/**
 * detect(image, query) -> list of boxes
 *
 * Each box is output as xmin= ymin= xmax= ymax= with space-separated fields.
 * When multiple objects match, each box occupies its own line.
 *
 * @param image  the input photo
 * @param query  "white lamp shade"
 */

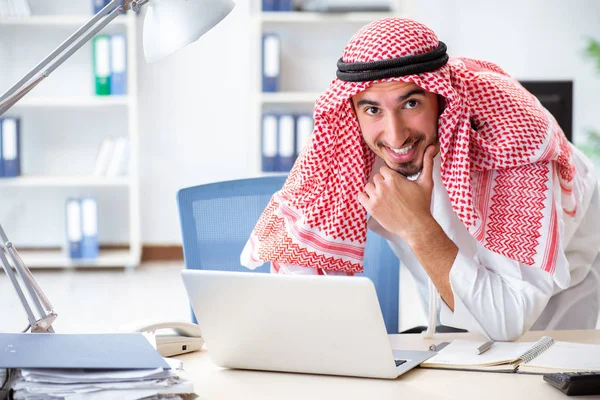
xmin=143 ymin=0 xmax=235 ymax=63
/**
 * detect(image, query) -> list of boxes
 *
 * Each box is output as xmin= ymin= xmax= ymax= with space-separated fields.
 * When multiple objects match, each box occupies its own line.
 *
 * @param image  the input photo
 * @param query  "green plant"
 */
xmin=580 ymin=38 xmax=600 ymax=163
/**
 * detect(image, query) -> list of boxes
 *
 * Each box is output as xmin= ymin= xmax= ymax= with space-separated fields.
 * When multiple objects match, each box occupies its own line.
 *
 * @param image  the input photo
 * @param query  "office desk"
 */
xmin=177 ymin=329 xmax=600 ymax=400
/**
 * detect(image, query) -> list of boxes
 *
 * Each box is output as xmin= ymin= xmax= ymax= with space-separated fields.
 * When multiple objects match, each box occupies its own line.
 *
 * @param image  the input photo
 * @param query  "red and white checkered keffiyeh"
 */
xmin=241 ymin=17 xmax=579 ymax=276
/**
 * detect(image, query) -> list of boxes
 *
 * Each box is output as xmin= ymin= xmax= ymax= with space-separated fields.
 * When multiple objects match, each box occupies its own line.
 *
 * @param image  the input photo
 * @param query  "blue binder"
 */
xmin=262 ymin=114 xmax=279 ymax=172
xmin=262 ymin=0 xmax=279 ymax=11
xmin=278 ymin=0 xmax=293 ymax=11
xmin=262 ymin=33 xmax=280 ymax=92
xmin=92 ymin=0 xmax=108 ymax=14
xmin=278 ymin=114 xmax=295 ymax=171
xmin=80 ymin=197 xmax=99 ymax=259
xmin=295 ymin=114 xmax=314 ymax=157
xmin=2 ymin=117 xmax=20 ymax=177
xmin=0 ymin=118 xmax=4 ymax=177
xmin=66 ymin=198 xmax=83 ymax=259
xmin=110 ymin=34 xmax=127 ymax=95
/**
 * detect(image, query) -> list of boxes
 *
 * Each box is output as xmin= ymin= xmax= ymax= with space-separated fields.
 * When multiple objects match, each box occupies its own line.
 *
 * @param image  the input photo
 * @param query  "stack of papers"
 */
xmin=10 ymin=358 xmax=194 ymax=400
xmin=0 ymin=368 xmax=8 ymax=397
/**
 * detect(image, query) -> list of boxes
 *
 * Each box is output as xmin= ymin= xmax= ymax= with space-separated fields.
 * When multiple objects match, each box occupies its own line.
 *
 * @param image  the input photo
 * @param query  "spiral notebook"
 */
xmin=421 ymin=336 xmax=600 ymax=374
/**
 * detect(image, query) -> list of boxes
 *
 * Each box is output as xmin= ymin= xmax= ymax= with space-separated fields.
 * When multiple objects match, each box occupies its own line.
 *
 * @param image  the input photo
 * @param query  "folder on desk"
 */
xmin=110 ymin=33 xmax=127 ymax=95
xmin=2 ymin=117 xmax=20 ymax=177
xmin=262 ymin=114 xmax=278 ymax=172
xmin=262 ymin=33 xmax=280 ymax=92
xmin=295 ymin=114 xmax=314 ymax=157
xmin=93 ymin=35 xmax=111 ymax=96
xmin=0 ymin=333 xmax=169 ymax=369
xmin=66 ymin=198 xmax=83 ymax=259
xmin=81 ymin=197 xmax=99 ymax=259
xmin=278 ymin=114 xmax=295 ymax=172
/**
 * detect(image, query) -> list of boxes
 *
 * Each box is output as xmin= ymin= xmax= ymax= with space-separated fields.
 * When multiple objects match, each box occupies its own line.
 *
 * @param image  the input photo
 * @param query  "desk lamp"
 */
xmin=0 ymin=0 xmax=235 ymax=333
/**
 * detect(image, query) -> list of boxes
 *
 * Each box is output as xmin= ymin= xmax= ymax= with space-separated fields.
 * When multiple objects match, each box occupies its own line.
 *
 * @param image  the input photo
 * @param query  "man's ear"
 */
xmin=437 ymin=95 xmax=446 ymax=116
xmin=349 ymin=98 xmax=357 ymax=117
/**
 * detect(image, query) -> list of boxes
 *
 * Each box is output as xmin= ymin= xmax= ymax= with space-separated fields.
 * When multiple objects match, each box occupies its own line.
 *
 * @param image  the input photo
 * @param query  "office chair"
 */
xmin=177 ymin=176 xmax=400 ymax=333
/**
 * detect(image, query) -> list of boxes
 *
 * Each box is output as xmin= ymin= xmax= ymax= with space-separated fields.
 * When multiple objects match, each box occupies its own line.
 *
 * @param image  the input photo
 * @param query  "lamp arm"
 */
xmin=0 ymin=247 xmax=38 ymax=327
xmin=0 ymin=0 xmax=131 ymax=117
xmin=0 ymin=223 xmax=56 ymax=332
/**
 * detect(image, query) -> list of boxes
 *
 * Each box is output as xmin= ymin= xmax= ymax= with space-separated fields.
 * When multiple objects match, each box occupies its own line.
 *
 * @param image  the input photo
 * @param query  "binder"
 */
xmin=92 ymin=0 xmax=108 ymax=13
xmin=2 ymin=117 xmax=20 ymax=177
xmin=93 ymin=137 xmax=116 ymax=176
xmin=261 ymin=114 xmax=278 ymax=172
xmin=262 ymin=33 xmax=280 ymax=92
xmin=262 ymin=0 xmax=279 ymax=11
xmin=278 ymin=114 xmax=295 ymax=171
xmin=106 ymin=137 xmax=129 ymax=176
xmin=80 ymin=198 xmax=99 ymax=259
xmin=278 ymin=0 xmax=293 ymax=11
xmin=11 ymin=0 xmax=31 ymax=16
xmin=66 ymin=198 xmax=83 ymax=259
xmin=110 ymin=34 xmax=127 ymax=95
xmin=295 ymin=114 xmax=314 ymax=156
xmin=92 ymin=35 xmax=111 ymax=96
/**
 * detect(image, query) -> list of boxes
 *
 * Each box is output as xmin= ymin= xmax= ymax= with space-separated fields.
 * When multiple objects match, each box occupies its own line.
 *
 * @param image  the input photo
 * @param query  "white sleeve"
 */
xmin=439 ymin=249 xmax=555 ymax=341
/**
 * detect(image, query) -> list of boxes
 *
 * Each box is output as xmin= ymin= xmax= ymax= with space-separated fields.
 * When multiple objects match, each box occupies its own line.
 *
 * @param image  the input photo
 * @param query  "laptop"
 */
xmin=180 ymin=270 xmax=435 ymax=379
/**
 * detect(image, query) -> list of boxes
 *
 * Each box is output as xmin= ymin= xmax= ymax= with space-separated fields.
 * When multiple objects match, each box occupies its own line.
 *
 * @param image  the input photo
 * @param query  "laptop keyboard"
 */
xmin=395 ymin=359 xmax=407 ymax=367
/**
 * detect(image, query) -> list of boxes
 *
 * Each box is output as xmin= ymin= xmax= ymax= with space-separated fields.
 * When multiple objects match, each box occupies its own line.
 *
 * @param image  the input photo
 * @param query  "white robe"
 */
xmin=276 ymin=149 xmax=600 ymax=341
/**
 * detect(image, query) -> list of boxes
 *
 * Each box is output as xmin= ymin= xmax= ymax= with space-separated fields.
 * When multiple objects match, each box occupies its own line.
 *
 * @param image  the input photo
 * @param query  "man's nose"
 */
xmin=383 ymin=114 xmax=408 ymax=147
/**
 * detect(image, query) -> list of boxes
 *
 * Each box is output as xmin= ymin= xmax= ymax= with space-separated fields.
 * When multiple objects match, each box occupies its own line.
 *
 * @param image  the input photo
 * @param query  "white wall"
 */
xmin=136 ymin=0 xmax=256 ymax=243
xmin=139 ymin=0 xmax=600 ymax=244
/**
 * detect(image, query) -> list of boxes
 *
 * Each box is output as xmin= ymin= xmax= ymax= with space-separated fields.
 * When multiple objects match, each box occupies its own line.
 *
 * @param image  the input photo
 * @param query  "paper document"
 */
xmin=10 ymin=357 xmax=193 ymax=399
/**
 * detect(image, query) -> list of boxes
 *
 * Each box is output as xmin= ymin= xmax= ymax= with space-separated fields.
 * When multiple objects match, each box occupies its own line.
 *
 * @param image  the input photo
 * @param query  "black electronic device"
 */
xmin=543 ymin=371 xmax=600 ymax=396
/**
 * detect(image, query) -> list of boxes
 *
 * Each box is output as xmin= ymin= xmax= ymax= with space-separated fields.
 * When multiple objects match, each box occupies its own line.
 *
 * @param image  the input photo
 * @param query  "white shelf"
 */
xmin=12 ymin=96 xmax=130 ymax=108
xmin=260 ymin=92 xmax=321 ymax=104
xmin=0 ymin=176 xmax=130 ymax=187
xmin=17 ymin=249 xmax=136 ymax=268
xmin=0 ymin=15 xmax=131 ymax=26
xmin=259 ymin=11 xmax=395 ymax=23
xmin=0 ymin=2 xmax=142 ymax=269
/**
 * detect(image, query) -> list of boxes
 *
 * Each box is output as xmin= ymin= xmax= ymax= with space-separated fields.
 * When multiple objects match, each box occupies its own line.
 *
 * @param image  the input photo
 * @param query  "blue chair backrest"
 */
xmin=177 ymin=176 xmax=400 ymax=333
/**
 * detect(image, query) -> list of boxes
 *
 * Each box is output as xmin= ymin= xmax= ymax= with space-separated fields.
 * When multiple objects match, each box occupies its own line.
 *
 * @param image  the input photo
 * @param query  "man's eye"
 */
xmin=405 ymin=99 xmax=419 ymax=109
xmin=365 ymin=107 xmax=380 ymax=115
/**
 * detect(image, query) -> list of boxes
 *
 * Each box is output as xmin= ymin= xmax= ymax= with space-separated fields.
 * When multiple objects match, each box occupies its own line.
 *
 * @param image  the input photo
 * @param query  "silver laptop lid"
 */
xmin=181 ymin=270 xmax=400 ymax=379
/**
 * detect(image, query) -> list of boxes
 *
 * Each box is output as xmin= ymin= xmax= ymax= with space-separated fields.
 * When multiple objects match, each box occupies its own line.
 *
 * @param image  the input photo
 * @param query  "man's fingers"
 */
xmin=357 ymin=192 xmax=371 ymax=211
xmin=373 ymin=174 xmax=384 ymax=185
xmin=417 ymin=145 xmax=437 ymax=186
xmin=364 ymin=182 xmax=376 ymax=196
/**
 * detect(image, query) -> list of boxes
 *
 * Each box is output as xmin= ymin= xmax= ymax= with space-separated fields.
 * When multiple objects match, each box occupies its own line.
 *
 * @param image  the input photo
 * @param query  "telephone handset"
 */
xmin=120 ymin=319 xmax=204 ymax=357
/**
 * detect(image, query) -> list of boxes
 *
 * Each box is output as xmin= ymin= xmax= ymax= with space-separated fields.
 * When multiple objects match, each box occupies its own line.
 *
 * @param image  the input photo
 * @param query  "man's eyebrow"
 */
xmin=355 ymin=89 xmax=426 ymax=108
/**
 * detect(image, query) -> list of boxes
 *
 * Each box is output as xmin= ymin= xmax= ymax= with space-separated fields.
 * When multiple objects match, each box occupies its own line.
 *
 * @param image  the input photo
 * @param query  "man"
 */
xmin=241 ymin=18 xmax=600 ymax=341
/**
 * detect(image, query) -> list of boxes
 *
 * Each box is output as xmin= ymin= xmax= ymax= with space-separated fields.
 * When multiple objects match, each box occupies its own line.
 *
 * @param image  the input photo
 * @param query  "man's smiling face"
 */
xmin=352 ymin=81 xmax=439 ymax=177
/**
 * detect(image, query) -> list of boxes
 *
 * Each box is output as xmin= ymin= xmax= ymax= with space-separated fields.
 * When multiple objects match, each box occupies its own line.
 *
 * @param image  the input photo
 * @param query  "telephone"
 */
xmin=119 ymin=320 xmax=204 ymax=357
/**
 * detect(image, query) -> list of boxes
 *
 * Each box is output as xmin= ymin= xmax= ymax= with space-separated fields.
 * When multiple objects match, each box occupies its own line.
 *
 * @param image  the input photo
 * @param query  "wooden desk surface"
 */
xmin=176 ymin=329 xmax=600 ymax=400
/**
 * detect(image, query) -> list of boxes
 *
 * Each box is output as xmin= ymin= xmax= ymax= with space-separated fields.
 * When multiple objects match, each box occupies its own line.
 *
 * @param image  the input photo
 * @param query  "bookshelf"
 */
xmin=253 ymin=2 xmax=403 ymax=175
xmin=0 ymin=1 xmax=141 ymax=269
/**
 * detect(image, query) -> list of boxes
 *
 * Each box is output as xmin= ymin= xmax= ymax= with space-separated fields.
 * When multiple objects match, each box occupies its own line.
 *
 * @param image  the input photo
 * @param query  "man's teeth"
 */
xmin=390 ymin=142 xmax=415 ymax=155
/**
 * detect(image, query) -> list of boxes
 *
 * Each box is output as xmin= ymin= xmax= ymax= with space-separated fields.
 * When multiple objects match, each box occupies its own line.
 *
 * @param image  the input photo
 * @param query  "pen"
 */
xmin=476 ymin=340 xmax=494 ymax=355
